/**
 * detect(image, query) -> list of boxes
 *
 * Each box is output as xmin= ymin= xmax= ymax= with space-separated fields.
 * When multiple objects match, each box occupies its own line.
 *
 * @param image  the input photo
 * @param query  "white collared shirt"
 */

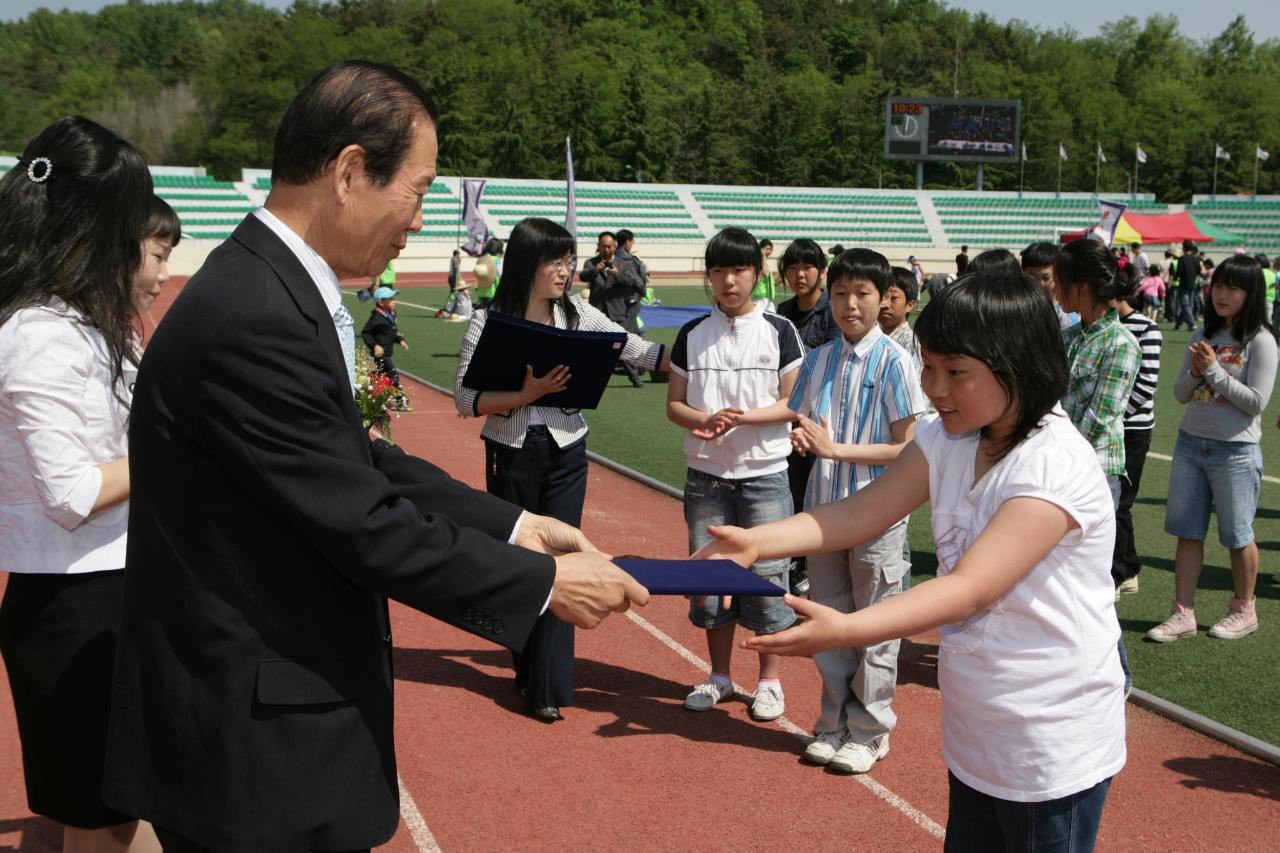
xmin=254 ymin=207 xmax=344 ymax=319
xmin=0 ymin=300 xmax=135 ymax=573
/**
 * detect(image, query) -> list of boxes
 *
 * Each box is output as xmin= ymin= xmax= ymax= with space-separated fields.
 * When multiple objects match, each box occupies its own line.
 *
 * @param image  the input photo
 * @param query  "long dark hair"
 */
xmin=490 ymin=217 xmax=579 ymax=329
xmin=915 ymin=271 xmax=1068 ymax=459
xmin=1054 ymin=238 xmax=1122 ymax=305
xmin=1204 ymin=255 xmax=1273 ymax=344
xmin=0 ymin=116 xmax=153 ymax=391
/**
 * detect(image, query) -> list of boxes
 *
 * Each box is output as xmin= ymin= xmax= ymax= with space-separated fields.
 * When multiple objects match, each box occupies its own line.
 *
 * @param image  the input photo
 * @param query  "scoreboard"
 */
xmin=884 ymin=98 xmax=1021 ymax=164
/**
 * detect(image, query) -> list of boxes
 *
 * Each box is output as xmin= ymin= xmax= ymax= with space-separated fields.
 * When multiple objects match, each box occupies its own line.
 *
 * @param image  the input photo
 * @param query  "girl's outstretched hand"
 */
xmin=690 ymin=524 xmax=759 ymax=568
xmin=742 ymin=594 xmax=850 ymax=657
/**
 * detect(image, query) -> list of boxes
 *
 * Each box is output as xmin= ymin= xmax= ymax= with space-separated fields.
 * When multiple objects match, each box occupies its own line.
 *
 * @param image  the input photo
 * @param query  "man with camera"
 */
xmin=579 ymin=230 xmax=644 ymax=386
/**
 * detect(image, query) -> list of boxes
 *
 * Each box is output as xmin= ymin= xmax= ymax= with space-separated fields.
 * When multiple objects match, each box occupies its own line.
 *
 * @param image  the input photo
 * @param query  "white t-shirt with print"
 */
xmin=914 ymin=408 xmax=1126 ymax=802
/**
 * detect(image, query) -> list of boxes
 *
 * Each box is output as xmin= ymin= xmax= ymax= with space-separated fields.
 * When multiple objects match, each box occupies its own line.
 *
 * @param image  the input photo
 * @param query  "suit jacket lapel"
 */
xmin=228 ymin=215 xmax=364 ymax=434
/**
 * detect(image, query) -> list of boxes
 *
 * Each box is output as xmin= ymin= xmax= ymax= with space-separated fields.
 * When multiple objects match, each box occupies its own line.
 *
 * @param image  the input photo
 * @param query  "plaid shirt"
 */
xmin=1062 ymin=309 xmax=1141 ymax=476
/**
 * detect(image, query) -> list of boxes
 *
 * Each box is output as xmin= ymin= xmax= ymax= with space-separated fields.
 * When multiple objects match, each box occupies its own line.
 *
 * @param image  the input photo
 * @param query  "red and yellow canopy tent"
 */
xmin=1060 ymin=211 xmax=1244 ymax=248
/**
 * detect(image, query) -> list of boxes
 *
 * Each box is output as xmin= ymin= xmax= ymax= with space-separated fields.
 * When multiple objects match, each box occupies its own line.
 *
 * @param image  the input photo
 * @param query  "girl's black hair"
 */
xmin=969 ymin=248 xmax=1022 ymax=279
xmin=778 ymin=238 xmax=827 ymax=274
xmin=1053 ymin=238 xmax=1122 ymax=303
xmin=758 ymin=238 xmax=773 ymax=251
xmin=915 ymin=271 xmax=1068 ymax=459
xmin=1114 ymin=262 xmax=1139 ymax=302
xmin=489 ymin=217 xmax=579 ymax=329
xmin=145 ymin=195 xmax=182 ymax=246
xmin=1148 ymin=263 xmax=1162 ymax=277
xmin=1020 ymin=241 xmax=1059 ymax=271
xmin=0 ymin=116 xmax=153 ymax=395
xmin=1203 ymin=255 xmax=1273 ymax=343
xmin=705 ymin=227 xmax=762 ymax=272
xmin=828 ymin=248 xmax=891 ymax=295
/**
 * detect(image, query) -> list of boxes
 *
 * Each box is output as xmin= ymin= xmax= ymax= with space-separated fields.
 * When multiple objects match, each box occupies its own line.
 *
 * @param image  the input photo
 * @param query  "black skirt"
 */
xmin=0 ymin=569 xmax=133 ymax=828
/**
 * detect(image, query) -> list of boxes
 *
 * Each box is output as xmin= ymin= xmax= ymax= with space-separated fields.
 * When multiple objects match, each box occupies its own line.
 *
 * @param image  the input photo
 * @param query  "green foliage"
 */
xmin=0 ymin=1 xmax=1276 ymax=196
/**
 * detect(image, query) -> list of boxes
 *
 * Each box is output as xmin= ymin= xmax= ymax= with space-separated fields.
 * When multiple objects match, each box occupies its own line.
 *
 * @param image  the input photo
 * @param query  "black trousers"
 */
xmin=1112 ymin=428 xmax=1152 ymax=585
xmin=372 ymin=352 xmax=400 ymax=388
xmin=155 ymin=827 xmax=368 ymax=853
xmin=484 ymin=427 xmax=588 ymax=709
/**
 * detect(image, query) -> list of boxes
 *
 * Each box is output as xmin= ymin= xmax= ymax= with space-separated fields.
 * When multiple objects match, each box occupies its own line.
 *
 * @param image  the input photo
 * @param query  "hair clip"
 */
xmin=18 ymin=156 xmax=53 ymax=184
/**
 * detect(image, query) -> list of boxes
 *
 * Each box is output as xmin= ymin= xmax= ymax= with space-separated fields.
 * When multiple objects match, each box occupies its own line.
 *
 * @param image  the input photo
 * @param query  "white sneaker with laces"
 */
xmin=684 ymin=678 xmax=734 ymax=711
xmin=749 ymin=685 xmax=785 ymax=721
xmin=827 ymin=736 xmax=890 ymax=775
xmin=803 ymin=730 xmax=847 ymax=765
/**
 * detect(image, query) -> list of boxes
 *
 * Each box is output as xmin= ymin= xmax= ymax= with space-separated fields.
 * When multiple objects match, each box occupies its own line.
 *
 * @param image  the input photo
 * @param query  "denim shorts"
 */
xmin=1164 ymin=431 xmax=1263 ymax=549
xmin=684 ymin=468 xmax=796 ymax=634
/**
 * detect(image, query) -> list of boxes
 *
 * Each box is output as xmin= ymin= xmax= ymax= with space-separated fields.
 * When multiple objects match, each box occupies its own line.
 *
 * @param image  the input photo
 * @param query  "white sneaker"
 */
xmin=1116 ymin=576 xmax=1140 ymax=598
xmin=749 ymin=685 xmax=785 ymax=721
xmin=803 ymin=730 xmax=848 ymax=765
xmin=827 ymin=736 xmax=890 ymax=775
xmin=684 ymin=678 xmax=734 ymax=711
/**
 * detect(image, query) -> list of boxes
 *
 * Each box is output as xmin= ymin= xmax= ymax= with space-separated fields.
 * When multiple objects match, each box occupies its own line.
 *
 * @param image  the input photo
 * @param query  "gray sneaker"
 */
xmin=803 ymin=730 xmax=847 ymax=765
xmin=684 ymin=678 xmax=734 ymax=711
xmin=827 ymin=736 xmax=890 ymax=775
xmin=749 ymin=685 xmax=785 ymax=721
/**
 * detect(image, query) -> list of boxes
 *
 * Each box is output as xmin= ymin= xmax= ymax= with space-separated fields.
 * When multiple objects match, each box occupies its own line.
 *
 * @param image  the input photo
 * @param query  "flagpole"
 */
xmin=1057 ymin=142 xmax=1063 ymax=196
xmin=456 ymin=176 xmax=464 ymax=247
xmin=1213 ymin=146 xmax=1219 ymax=199
xmin=1255 ymin=144 xmax=1261 ymax=198
xmin=1095 ymin=143 xmax=1101 ymax=196
xmin=1133 ymin=146 xmax=1139 ymax=198
xmin=1019 ymin=143 xmax=1025 ymax=196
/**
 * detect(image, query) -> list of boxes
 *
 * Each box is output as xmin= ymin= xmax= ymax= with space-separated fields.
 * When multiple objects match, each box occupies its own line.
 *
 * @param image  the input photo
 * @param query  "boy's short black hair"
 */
xmin=915 ymin=271 xmax=1067 ymax=459
xmin=616 ymin=228 xmax=635 ymax=246
xmin=827 ymin=248 xmax=891 ymax=295
xmin=1020 ymin=241 xmax=1058 ymax=271
xmin=778 ymin=238 xmax=827 ymax=274
xmin=890 ymin=266 xmax=919 ymax=303
xmin=759 ymin=238 xmax=773 ymax=251
xmin=705 ymin=227 xmax=762 ymax=272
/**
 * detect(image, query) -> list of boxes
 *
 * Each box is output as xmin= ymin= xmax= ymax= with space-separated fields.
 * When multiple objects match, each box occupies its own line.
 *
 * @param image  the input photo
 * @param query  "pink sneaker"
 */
xmin=1208 ymin=598 xmax=1258 ymax=640
xmin=1147 ymin=602 xmax=1197 ymax=643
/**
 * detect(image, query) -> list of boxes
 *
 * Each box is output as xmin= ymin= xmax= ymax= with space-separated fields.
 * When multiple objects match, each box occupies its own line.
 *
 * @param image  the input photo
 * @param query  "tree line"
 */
xmin=2 ymin=0 xmax=1277 ymax=201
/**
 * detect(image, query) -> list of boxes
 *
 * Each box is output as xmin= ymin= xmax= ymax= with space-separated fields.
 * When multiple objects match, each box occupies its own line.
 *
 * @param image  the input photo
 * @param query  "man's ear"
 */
xmin=331 ymin=144 xmax=367 ymax=206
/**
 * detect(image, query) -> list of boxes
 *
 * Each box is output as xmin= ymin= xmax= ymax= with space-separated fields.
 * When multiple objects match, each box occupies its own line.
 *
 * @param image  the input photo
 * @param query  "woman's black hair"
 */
xmin=890 ymin=267 xmax=919 ymax=303
xmin=778 ymin=238 xmax=827 ymax=274
xmin=915 ymin=271 xmax=1068 ymax=459
xmin=271 ymin=61 xmax=439 ymax=188
xmin=1203 ymin=255 xmax=1272 ymax=343
xmin=0 ymin=115 xmax=153 ymax=395
xmin=759 ymin=238 xmax=773 ymax=251
xmin=489 ymin=217 xmax=579 ymax=329
xmin=145 ymin=195 xmax=182 ymax=246
xmin=1053 ymin=238 xmax=1122 ymax=303
xmin=705 ymin=227 xmax=762 ymax=271
xmin=827 ymin=248 xmax=891 ymax=295
xmin=969 ymin=248 xmax=1022 ymax=279
xmin=1114 ymin=262 xmax=1139 ymax=302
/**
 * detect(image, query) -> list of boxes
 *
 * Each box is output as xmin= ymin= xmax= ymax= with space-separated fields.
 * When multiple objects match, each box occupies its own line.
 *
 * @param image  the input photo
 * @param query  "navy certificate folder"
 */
xmin=614 ymin=558 xmax=786 ymax=597
xmin=461 ymin=310 xmax=627 ymax=410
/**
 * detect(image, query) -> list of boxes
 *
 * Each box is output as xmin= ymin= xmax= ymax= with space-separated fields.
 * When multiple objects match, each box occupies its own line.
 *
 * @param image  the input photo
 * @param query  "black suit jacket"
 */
xmin=103 ymin=215 xmax=555 ymax=852
xmin=360 ymin=307 xmax=403 ymax=352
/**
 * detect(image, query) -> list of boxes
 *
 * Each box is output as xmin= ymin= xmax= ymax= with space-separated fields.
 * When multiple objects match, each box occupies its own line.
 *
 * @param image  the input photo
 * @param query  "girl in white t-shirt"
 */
xmin=700 ymin=273 xmax=1126 ymax=852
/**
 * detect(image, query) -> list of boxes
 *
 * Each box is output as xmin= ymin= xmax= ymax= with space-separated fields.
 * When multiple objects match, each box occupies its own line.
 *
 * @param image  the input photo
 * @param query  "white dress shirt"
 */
xmin=0 ymin=300 xmax=134 ymax=573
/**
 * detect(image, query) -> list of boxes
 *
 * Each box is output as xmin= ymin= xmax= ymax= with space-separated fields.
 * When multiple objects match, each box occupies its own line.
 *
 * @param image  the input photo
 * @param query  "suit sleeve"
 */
xmin=360 ymin=313 xmax=379 ymax=350
xmin=194 ymin=307 xmax=554 ymax=650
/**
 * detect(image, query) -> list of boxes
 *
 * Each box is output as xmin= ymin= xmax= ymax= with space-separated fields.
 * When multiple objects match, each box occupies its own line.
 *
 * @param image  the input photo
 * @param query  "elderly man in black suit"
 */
xmin=103 ymin=61 xmax=648 ymax=853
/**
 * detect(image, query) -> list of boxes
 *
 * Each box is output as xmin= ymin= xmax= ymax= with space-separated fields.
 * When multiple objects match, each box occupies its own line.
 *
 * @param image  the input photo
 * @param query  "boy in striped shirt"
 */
xmin=754 ymin=249 xmax=926 ymax=774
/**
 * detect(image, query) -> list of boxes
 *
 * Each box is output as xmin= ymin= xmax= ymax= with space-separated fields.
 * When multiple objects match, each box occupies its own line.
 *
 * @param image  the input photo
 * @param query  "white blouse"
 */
xmin=0 ymin=300 xmax=134 ymax=573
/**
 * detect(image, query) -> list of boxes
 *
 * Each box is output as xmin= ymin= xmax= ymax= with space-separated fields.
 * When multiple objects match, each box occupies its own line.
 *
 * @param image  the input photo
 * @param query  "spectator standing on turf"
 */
xmin=907 ymin=255 xmax=925 ymax=289
xmin=580 ymin=230 xmax=644 ymax=388
xmin=955 ymin=244 xmax=970 ymax=276
xmin=923 ymin=270 xmax=953 ymax=301
xmin=752 ymin=238 xmax=779 ymax=308
xmin=1257 ymin=254 xmax=1275 ymax=327
xmin=775 ymin=238 xmax=838 ymax=350
xmin=1172 ymin=240 xmax=1202 ymax=331
xmin=666 ymin=227 xmax=803 ymax=725
xmin=448 ymin=248 xmax=461 ymax=294
xmin=1149 ymin=255 xmax=1277 ymax=643
xmin=1131 ymin=243 xmax=1150 ymax=279
xmin=1112 ymin=266 xmax=1162 ymax=598
xmin=361 ymin=286 xmax=409 ymax=389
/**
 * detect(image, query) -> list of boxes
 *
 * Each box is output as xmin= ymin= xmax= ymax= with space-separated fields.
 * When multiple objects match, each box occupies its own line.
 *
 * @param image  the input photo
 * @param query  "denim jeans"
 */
xmin=944 ymin=771 xmax=1112 ymax=853
xmin=1173 ymin=288 xmax=1197 ymax=329
xmin=1164 ymin=431 xmax=1263 ymax=549
xmin=685 ymin=468 xmax=795 ymax=633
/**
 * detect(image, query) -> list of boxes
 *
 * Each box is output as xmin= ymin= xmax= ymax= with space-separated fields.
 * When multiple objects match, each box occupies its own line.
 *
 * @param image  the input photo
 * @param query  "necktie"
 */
xmin=333 ymin=303 xmax=356 ymax=393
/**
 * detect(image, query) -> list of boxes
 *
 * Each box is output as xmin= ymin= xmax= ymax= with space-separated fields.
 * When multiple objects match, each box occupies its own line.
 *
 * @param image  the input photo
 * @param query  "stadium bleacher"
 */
xmin=1188 ymin=199 xmax=1280 ymax=251
xmin=934 ymin=196 xmax=1170 ymax=248
xmin=694 ymin=189 xmax=931 ymax=246
xmin=482 ymin=184 xmax=703 ymax=241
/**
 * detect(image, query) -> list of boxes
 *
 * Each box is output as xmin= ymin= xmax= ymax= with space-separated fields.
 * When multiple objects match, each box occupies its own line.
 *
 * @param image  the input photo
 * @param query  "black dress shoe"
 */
xmin=531 ymin=706 xmax=562 ymax=722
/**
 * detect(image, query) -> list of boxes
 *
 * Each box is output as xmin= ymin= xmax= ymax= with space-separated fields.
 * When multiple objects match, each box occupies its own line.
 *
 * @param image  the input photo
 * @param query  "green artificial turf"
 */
xmin=350 ymin=286 xmax=1280 ymax=748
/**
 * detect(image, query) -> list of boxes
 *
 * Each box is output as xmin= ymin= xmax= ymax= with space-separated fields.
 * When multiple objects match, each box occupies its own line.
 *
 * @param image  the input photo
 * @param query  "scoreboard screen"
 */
xmin=885 ymin=98 xmax=1021 ymax=163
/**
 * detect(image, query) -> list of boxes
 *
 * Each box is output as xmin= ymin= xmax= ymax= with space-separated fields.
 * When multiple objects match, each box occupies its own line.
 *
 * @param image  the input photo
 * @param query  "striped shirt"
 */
xmin=455 ymin=295 xmax=663 ymax=449
xmin=787 ymin=326 xmax=926 ymax=511
xmin=1119 ymin=310 xmax=1162 ymax=431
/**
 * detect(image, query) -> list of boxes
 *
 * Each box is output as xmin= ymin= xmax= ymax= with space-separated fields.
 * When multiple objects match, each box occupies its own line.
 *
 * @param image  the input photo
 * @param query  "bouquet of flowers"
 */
xmin=354 ymin=349 xmax=408 ymax=441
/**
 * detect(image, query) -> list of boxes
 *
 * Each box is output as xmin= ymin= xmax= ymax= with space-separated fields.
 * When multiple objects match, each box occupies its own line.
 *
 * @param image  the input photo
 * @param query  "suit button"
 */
xmin=383 ymin=633 xmax=392 ymax=646
xmin=492 ymin=619 xmax=504 ymax=635
xmin=482 ymin=618 xmax=493 ymax=631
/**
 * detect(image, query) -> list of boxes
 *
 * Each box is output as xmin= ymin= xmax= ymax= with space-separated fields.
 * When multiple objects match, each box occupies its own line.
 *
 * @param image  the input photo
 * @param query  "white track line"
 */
xmin=624 ymin=610 xmax=946 ymax=840
xmin=1147 ymin=451 xmax=1280 ymax=485
xmin=398 ymin=774 xmax=443 ymax=852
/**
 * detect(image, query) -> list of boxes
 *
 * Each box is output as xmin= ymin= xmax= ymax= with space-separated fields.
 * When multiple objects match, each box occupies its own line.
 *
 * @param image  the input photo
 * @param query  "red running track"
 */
xmin=2 ymin=282 xmax=1279 ymax=852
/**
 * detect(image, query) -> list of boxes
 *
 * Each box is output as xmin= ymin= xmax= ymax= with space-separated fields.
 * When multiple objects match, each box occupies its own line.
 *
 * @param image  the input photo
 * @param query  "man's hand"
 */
xmin=515 ymin=513 xmax=599 ymax=556
xmin=550 ymin=552 xmax=650 ymax=628
xmin=373 ymin=344 xmax=385 ymax=358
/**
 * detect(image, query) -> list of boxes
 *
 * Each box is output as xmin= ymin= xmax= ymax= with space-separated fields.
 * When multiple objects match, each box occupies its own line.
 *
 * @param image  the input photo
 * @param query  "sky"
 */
xmin=0 ymin=0 xmax=1275 ymax=38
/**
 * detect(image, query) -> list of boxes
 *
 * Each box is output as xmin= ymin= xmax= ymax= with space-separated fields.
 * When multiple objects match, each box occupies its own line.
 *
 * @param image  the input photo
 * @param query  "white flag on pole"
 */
xmin=461 ymin=179 xmax=489 ymax=257
xmin=1259 ymin=145 xmax=1271 ymax=162
xmin=1136 ymin=144 xmax=1148 ymax=164
xmin=1216 ymin=144 xmax=1231 ymax=161
xmin=1059 ymin=143 xmax=1069 ymax=162
xmin=1097 ymin=143 xmax=1107 ymax=164
xmin=1021 ymin=142 xmax=1027 ymax=162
